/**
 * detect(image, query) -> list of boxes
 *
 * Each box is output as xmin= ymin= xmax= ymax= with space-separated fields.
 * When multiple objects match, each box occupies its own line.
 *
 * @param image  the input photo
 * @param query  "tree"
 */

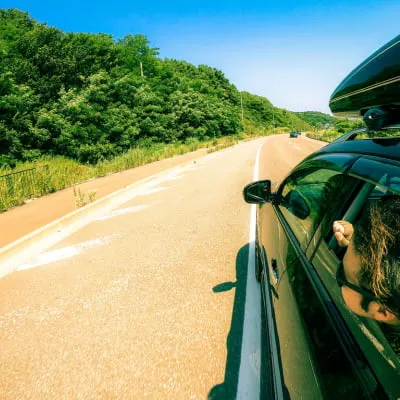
xmin=116 ymin=34 xmax=159 ymax=77
xmin=0 ymin=8 xmax=318 ymax=168
xmin=334 ymin=119 xmax=364 ymax=133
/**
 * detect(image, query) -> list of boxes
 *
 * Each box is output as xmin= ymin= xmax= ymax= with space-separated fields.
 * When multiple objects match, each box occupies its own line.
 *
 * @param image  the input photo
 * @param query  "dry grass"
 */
xmin=0 ymin=128 xmax=330 ymax=211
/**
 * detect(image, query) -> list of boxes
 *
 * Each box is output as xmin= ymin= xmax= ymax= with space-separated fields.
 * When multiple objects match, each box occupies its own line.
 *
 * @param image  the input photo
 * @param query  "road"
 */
xmin=0 ymin=135 xmax=324 ymax=400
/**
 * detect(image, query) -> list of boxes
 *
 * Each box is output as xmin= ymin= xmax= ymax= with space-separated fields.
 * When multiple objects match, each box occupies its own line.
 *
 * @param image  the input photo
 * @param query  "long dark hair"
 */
xmin=353 ymin=195 xmax=400 ymax=316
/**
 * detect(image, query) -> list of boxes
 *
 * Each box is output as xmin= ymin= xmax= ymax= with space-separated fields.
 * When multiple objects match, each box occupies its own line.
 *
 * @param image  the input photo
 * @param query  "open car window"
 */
xmin=277 ymin=168 xmax=360 ymax=251
xmin=311 ymin=178 xmax=400 ymax=399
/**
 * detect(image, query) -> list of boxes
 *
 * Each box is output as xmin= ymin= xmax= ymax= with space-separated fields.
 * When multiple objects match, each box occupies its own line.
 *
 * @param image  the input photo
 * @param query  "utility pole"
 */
xmin=140 ymin=62 xmax=144 ymax=77
xmin=240 ymin=92 xmax=244 ymax=122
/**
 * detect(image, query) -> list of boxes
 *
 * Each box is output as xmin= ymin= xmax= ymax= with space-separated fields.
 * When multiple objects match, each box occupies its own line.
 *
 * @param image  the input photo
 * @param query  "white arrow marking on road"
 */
xmin=17 ymin=234 xmax=120 ymax=271
xmin=95 ymin=205 xmax=150 ymax=221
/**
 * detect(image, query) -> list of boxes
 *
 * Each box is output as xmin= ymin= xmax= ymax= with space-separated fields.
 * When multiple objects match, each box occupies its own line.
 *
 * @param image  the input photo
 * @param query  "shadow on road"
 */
xmin=207 ymin=243 xmax=249 ymax=400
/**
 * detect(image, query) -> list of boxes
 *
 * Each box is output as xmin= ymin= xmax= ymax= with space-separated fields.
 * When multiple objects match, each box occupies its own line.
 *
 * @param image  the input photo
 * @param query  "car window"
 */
xmin=278 ymin=169 xmax=359 ymax=250
xmin=311 ymin=180 xmax=400 ymax=399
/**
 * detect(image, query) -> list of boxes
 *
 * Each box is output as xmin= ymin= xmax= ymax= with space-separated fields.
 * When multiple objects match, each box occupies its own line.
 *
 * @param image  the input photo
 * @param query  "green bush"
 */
xmin=76 ymin=143 xmax=117 ymax=164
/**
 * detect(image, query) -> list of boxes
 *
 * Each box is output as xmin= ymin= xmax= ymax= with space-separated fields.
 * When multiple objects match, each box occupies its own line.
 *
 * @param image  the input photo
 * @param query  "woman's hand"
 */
xmin=333 ymin=220 xmax=354 ymax=247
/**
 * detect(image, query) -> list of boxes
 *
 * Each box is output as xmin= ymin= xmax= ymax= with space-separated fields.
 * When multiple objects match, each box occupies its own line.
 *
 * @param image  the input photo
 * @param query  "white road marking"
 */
xmin=185 ymin=165 xmax=204 ymax=171
xmin=137 ymin=187 xmax=168 ymax=196
xmin=17 ymin=234 xmax=119 ymax=271
xmin=203 ymin=153 xmax=221 ymax=160
xmin=95 ymin=205 xmax=149 ymax=221
xmin=2 ymin=165 xmax=196 ymax=275
xmin=3 ymin=144 xmax=252 ymax=277
xmin=162 ymin=175 xmax=184 ymax=181
xmin=236 ymin=144 xmax=262 ymax=399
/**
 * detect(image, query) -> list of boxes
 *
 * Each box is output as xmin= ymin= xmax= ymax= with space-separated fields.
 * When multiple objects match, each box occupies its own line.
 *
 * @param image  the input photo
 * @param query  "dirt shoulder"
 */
xmin=0 ymin=148 xmax=208 ymax=248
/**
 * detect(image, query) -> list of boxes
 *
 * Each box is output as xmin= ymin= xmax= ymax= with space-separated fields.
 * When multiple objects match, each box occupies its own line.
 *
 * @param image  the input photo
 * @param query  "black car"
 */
xmin=243 ymin=35 xmax=400 ymax=399
xmin=289 ymin=131 xmax=298 ymax=138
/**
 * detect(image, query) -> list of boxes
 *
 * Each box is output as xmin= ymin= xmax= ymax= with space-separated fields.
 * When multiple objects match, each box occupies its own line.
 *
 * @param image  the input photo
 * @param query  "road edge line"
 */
xmin=236 ymin=143 xmax=263 ymax=399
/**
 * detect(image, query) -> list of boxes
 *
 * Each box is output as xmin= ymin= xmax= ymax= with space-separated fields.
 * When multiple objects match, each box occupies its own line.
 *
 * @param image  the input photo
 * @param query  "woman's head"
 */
xmin=341 ymin=195 xmax=400 ymax=323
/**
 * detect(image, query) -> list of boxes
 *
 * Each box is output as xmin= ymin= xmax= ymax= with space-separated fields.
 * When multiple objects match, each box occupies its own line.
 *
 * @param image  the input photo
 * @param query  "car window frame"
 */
xmin=275 ymin=153 xmax=360 ymax=251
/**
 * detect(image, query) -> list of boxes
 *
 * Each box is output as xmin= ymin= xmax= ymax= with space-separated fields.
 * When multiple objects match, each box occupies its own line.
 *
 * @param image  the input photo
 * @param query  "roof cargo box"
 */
xmin=329 ymin=35 xmax=400 ymax=118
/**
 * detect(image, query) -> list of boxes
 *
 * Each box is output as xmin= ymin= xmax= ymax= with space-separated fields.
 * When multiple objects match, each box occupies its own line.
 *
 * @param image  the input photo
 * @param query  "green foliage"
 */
xmin=0 ymin=8 xmax=316 ymax=176
xmin=295 ymin=111 xmax=336 ymax=129
xmin=240 ymin=92 xmax=312 ymax=131
xmin=334 ymin=118 xmax=364 ymax=133
xmin=0 ymin=137 xmax=207 ymax=210
xmin=116 ymin=34 xmax=159 ymax=76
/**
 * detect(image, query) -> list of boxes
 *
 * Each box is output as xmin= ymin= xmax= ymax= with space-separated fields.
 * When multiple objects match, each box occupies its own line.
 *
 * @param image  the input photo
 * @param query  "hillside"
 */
xmin=295 ymin=111 xmax=336 ymax=129
xmin=0 ymin=9 xmax=312 ymax=168
xmin=242 ymin=92 xmax=312 ymax=131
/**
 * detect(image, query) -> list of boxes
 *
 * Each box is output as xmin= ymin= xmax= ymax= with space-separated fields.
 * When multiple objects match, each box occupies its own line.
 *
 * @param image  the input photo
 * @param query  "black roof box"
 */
xmin=329 ymin=35 xmax=400 ymax=118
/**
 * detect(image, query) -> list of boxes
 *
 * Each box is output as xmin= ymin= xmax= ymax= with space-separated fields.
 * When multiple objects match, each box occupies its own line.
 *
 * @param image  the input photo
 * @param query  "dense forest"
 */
xmin=0 ymin=9 xmax=318 ymax=168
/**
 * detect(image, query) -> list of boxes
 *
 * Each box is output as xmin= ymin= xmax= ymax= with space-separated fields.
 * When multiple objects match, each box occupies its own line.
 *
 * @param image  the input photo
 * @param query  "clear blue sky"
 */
xmin=2 ymin=0 xmax=399 ymax=114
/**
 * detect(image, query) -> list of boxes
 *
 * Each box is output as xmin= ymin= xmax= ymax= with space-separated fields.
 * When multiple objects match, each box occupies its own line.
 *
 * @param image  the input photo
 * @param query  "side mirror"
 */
xmin=284 ymin=190 xmax=310 ymax=220
xmin=243 ymin=180 xmax=272 ymax=204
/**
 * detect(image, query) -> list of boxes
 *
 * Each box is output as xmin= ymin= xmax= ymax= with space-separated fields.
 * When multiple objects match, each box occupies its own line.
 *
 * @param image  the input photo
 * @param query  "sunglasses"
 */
xmin=336 ymin=262 xmax=380 ymax=302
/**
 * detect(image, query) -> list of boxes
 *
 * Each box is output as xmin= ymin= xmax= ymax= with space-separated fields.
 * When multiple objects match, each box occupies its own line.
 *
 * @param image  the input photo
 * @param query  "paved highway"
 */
xmin=0 ymin=135 xmax=324 ymax=399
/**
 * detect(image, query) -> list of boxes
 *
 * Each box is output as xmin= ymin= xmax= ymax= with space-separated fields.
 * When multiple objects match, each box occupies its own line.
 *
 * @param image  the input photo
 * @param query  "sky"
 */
xmin=2 ymin=0 xmax=399 ymax=114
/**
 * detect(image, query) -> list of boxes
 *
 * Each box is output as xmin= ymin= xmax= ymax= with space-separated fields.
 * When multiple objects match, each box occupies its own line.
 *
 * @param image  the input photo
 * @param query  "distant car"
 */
xmin=289 ymin=131 xmax=298 ymax=138
xmin=297 ymin=131 xmax=302 ymax=135
xmin=243 ymin=34 xmax=400 ymax=399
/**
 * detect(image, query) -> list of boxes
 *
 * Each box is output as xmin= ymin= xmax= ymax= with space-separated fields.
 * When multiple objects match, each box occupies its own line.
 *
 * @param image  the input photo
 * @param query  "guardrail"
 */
xmin=0 ymin=165 xmax=49 ymax=211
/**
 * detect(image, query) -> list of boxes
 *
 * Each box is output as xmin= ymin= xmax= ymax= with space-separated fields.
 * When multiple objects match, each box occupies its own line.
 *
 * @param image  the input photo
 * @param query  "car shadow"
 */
xmin=208 ymin=243 xmax=271 ymax=400
xmin=207 ymin=243 xmax=249 ymax=400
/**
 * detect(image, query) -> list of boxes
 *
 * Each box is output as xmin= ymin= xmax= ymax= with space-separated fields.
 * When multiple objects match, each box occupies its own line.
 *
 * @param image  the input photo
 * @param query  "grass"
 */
xmin=73 ymin=186 xmax=97 ymax=208
xmin=305 ymin=130 xmax=341 ymax=142
xmin=0 ymin=126 xmax=327 ymax=212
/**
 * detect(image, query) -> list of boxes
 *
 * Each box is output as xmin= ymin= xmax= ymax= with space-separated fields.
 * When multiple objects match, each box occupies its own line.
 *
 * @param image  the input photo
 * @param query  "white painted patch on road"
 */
xmin=1 ymin=151 xmax=241 ymax=277
xmin=236 ymin=144 xmax=262 ymax=399
xmin=185 ymin=165 xmax=204 ymax=171
xmin=203 ymin=153 xmax=221 ymax=160
xmin=17 ymin=234 xmax=119 ymax=271
xmin=162 ymin=175 xmax=184 ymax=181
xmin=95 ymin=205 xmax=149 ymax=221
xmin=137 ymin=187 xmax=168 ymax=196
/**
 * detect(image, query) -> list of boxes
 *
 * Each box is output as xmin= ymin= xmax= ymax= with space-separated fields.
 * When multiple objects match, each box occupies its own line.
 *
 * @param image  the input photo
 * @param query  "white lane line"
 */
xmin=17 ymin=234 xmax=119 ymax=271
xmin=95 ymin=205 xmax=149 ymax=221
xmin=236 ymin=144 xmax=262 ymax=399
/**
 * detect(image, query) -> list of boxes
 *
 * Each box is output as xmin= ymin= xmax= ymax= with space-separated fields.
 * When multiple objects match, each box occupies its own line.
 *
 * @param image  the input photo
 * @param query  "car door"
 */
xmin=310 ymin=157 xmax=400 ymax=399
xmin=258 ymin=155 xmax=373 ymax=399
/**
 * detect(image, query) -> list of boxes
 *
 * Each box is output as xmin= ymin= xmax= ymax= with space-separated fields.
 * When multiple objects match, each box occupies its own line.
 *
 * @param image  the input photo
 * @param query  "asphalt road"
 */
xmin=0 ymin=135 xmax=324 ymax=400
